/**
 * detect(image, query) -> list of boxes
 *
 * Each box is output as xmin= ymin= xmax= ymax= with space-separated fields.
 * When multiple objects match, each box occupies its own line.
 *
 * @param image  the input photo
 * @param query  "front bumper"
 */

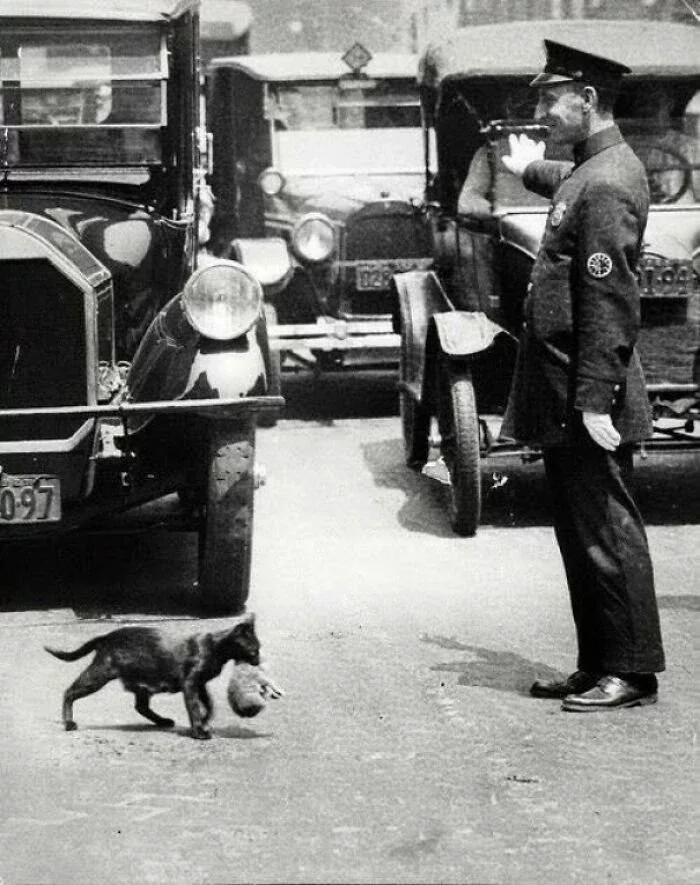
xmin=267 ymin=317 xmax=399 ymax=352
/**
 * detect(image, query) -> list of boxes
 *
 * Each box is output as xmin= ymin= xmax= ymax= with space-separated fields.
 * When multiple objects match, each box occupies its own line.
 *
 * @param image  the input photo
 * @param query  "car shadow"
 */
xmin=277 ymin=368 xmax=399 ymax=422
xmin=362 ymin=438 xmax=700 ymax=537
xmin=0 ymin=526 xmax=202 ymax=619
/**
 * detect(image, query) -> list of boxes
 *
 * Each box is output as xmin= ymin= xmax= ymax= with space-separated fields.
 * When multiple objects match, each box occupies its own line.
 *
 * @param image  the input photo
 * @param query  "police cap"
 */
xmin=529 ymin=39 xmax=631 ymax=91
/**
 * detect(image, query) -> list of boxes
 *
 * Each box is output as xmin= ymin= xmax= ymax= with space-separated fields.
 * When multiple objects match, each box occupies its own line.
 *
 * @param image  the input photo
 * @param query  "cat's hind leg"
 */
xmin=134 ymin=689 xmax=175 ymax=728
xmin=62 ymin=662 xmax=115 ymax=731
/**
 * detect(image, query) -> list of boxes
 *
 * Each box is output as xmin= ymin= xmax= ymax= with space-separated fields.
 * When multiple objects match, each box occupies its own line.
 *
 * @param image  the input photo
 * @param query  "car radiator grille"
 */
xmin=0 ymin=259 xmax=88 ymax=441
xmin=340 ymin=204 xmax=431 ymax=316
xmin=639 ymin=298 xmax=700 ymax=388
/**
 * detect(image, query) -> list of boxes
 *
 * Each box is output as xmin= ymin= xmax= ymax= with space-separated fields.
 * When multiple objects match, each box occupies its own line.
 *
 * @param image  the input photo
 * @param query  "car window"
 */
xmin=619 ymin=84 xmax=700 ymax=205
xmin=272 ymin=81 xmax=421 ymax=131
xmin=0 ymin=27 xmax=164 ymax=166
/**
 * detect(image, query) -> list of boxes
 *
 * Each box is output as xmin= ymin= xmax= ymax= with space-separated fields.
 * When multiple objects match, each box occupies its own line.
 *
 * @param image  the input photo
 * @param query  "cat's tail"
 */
xmin=44 ymin=638 xmax=101 ymax=662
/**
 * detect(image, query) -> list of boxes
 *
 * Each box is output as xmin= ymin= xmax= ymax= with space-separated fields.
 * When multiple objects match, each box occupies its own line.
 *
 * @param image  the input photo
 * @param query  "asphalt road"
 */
xmin=1 ymin=371 xmax=698 ymax=885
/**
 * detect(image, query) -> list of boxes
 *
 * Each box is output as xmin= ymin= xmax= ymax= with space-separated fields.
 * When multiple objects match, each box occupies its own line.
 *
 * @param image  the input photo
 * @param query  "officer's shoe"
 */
xmin=561 ymin=674 xmax=658 ymax=712
xmin=530 ymin=670 xmax=598 ymax=699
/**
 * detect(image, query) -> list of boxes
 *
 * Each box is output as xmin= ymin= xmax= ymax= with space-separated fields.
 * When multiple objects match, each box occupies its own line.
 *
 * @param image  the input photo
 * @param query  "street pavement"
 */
xmin=0 ymin=373 xmax=698 ymax=885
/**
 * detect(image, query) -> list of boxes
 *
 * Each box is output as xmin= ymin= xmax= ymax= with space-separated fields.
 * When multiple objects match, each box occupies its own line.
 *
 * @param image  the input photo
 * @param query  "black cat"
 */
xmin=45 ymin=613 xmax=261 ymax=740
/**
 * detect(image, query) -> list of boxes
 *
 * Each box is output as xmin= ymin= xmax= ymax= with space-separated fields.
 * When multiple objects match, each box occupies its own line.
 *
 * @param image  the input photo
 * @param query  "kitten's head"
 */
xmin=224 ymin=613 xmax=260 ymax=666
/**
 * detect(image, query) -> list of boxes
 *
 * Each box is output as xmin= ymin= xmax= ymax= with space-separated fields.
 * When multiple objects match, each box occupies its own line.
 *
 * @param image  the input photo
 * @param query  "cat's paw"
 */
xmin=65 ymin=720 xmax=78 ymax=731
xmin=191 ymin=727 xmax=212 ymax=740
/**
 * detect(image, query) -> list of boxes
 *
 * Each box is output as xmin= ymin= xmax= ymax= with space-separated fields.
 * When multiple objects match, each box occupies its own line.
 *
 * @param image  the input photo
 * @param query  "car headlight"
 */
xmin=291 ymin=213 xmax=335 ymax=264
xmin=258 ymin=167 xmax=285 ymax=196
xmin=182 ymin=260 xmax=262 ymax=341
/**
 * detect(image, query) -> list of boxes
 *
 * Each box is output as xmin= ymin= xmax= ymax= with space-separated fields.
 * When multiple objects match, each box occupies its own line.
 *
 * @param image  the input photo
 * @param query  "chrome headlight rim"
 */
xmin=258 ymin=166 xmax=285 ymax=196
xmin=182 ymin=259 xmax=263 ymax=341
xmin=291 ymin=212 xmax=336 ymax=264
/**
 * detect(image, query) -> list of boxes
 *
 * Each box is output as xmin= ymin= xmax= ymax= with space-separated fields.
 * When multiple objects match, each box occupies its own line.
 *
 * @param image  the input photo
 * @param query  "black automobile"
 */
xmin=393 ymin=19 xmax=699 ymax=536
xmin=0 ymin=0 xmax=281 ymax=613
xmin=206 ymin=44 xmax=433 ymax=386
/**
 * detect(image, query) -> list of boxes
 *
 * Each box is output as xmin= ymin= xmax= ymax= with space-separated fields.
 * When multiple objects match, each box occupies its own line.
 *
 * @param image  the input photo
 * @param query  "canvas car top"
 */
xmin=208 ymin=52 xmax=419 ymax=83
xmin=0 ymin=0 xmax=198 ymax=21
xmin=420 ymin=20 xmax=700 ymax=86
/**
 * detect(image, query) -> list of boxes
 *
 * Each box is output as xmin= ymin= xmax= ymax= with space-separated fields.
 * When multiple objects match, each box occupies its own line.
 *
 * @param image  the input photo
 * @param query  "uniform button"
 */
xmin=613 ymin=384 xmax=621 ymax=392
xmin=560 ymin=422 xmax=566 ymax=429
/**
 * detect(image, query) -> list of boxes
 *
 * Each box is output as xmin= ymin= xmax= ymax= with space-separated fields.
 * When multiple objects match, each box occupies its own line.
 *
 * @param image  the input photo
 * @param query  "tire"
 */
xmin=399 ymin=326 xmax=430 ymax=469
xmin=437 ymin=362 xmax=481 ymax=537
xmin=258 ymin=303 xmax=282 ymax=428
xmin=198 ymin=419 xmax=255 ymax=614
xmin=400 ymin=391 xmax=430 ymax=469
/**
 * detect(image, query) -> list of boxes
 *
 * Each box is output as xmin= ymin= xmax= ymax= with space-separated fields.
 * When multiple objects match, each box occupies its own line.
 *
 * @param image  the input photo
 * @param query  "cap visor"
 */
xmin=529 ymin=71 xmax=575 ymax=87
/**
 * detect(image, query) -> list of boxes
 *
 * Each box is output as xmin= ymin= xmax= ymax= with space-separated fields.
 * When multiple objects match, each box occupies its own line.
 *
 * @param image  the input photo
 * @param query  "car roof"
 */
xmin=420 ymin=19 xmax=700 ymax=86
xmin=0 ymin=0 xmax=198 ymax=21
xmin=209 ymin=51 xmax=419 ymax=82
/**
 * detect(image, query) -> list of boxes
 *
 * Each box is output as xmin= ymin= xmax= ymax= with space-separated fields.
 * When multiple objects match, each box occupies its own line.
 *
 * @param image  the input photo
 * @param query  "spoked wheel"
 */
xmin=258 ymin=303 xmax=282 ymax=428
xmin=437 ymin=361 xmax=481 ymax=537
xmin=198 ymin=418 xmax=255 ymax=614
xmin=399 ymin=326 xmax=430 ymax=469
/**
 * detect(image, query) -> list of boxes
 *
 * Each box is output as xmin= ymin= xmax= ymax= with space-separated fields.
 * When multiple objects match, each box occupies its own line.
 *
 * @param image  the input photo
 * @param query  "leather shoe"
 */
xmin=561 ymin=675 xmax=658 ymax=712
xmin=530 ymin=670 xmax=598 ymax=699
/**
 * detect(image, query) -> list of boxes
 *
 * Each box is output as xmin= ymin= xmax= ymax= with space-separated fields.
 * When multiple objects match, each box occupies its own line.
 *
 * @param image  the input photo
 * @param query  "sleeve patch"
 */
xmin=586 ymin=252 xmax=613 ymax=278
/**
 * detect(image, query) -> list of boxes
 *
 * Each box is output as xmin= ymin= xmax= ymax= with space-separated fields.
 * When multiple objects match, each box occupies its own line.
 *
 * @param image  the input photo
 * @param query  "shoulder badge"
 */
xmin=586 ymin=252 xmax=613 ymax=278
xmin=550 ymin=201 xmax=566 ymax=227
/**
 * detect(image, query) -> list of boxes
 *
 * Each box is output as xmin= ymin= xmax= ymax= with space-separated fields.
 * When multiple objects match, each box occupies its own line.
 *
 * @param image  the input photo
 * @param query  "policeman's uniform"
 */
xmin=501 ymin=42 xmax=665 ymax=678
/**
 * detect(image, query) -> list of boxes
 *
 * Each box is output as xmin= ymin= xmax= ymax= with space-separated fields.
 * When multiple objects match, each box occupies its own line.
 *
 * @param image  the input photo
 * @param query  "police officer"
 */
xmin=500 ymin=40 xmax=665 ymax=711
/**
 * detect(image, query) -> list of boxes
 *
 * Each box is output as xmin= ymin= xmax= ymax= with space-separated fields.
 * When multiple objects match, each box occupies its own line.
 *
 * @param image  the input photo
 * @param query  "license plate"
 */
xmin=0 ymin=475 xmax=61 ymax=524
xmin=355 ymin=259 xmax=430 ymax=291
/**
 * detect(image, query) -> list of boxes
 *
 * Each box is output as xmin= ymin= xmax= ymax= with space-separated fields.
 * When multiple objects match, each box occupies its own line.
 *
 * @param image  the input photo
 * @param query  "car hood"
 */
xmin=499 ymin=205 xmax=700 ymax=264
xmin=265 ymin=173 xmax=426 ymax=226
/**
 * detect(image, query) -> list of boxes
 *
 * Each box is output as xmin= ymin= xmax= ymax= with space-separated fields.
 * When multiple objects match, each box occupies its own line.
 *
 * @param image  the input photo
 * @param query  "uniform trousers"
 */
xmin=543 ymin=441 xmax=665 ymax=675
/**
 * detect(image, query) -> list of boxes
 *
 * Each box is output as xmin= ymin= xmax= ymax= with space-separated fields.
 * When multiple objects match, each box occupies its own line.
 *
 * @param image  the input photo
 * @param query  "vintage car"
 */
xmin=206 ymin=44 xmax=433 ymax=383
xmin=0 ymin=0 xmax=282 ymax=613
xmin=393 ymin=20 xmax=700 ymax=536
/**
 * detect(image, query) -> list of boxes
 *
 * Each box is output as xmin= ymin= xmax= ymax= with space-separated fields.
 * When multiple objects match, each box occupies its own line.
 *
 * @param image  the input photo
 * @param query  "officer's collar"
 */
xmin=573 ymin=124 xmax=623 ymax=166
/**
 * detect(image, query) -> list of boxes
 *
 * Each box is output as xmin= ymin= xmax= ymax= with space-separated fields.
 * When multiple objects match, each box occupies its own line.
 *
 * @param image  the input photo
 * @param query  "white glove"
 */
xmin=501 ymin=133 xmax=546 ymax=177
xmin=582 ymin=412 xmax=621 ymax=451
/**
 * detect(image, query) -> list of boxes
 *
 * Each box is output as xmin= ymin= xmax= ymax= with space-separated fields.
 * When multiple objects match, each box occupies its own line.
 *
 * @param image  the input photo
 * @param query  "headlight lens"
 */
xmin=183 ymin=260 xmax=262 ymax=340
xmin=258 ymin=167 xmax=285 ymax=196
xmin=291 ymin=213 xmax=335 ymax=263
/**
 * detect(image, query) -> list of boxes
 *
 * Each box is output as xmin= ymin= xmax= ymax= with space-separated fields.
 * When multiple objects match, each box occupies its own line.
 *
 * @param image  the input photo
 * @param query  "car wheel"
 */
xmin=198 ymin=419 xmax=255 ymax=614
xmin=258 ymin=303 xmax=282 ymax=428
xmin=438 ymin=361 xmax=481 ymax=537
xmin=399 ymin=327 xmax=430 ymax=469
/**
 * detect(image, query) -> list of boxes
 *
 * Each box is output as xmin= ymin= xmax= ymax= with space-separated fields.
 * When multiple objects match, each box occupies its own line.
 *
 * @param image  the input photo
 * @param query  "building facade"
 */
xmin=240 ymin=0 xmax=696 ymax=54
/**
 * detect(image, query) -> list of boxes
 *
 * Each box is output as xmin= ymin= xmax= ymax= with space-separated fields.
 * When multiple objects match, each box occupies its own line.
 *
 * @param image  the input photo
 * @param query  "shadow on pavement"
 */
xmin=278 ymin=369 xmax=398 ymax=422
xmin=0 ymin=528 xmax=202 ymax=619
xmin=362 ymin=437 xmax=700 ymax=537
xmin=420 ymin=634 xmax=563 ymax=695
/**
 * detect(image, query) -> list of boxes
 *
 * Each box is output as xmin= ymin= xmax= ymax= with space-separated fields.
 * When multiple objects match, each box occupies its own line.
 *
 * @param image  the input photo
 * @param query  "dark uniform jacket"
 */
xmin=500 ymin=125 xmax=653 ymax=447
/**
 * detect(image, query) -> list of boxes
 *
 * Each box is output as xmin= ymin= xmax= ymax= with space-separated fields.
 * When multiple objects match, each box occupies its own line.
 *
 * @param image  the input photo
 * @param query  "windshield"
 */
xmin=619 ymin=83 xmax=700 ymax=206
xmin=268 ymin=79 xmax=430 ymax=175
xmin=453 ymin=79 xmax=700 ymax=211
xmin=0 ymin=25 xmax=165 ymax=167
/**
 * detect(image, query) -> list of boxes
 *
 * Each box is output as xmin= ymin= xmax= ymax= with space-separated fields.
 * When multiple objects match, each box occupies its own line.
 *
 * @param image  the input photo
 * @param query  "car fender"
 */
xmin=126 ymin=292 xmax=268 ymax=433
xmin=392 ymin=270 xmax=450 ymax=401
xmin=230 ymin=237 xmax=293 ymax=296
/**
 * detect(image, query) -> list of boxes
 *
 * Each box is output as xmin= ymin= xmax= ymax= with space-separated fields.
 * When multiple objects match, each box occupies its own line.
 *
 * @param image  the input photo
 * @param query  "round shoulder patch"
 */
xmin=586 ymin=252 xmax=613 ymax=278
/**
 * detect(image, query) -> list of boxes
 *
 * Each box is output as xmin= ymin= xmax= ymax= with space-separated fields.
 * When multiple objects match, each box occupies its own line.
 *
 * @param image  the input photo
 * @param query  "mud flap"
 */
xmin=432 ymin=311 xmax=507 ymax=358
